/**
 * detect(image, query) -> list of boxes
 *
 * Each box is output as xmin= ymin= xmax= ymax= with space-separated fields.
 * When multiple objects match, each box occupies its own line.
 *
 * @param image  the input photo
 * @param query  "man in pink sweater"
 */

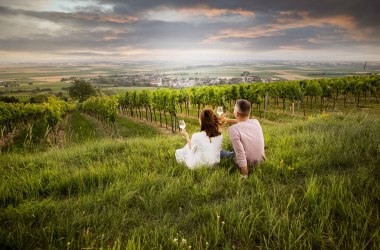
xmin=223 ymin=99 xmax=266 ymax=178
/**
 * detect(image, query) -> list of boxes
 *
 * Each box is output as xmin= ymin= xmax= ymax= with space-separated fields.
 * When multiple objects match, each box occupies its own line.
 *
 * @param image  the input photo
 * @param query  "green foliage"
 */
xmin=29 ymin=94 xmax=51 ymax=104
xmin=0 ymin=97 xmax=72 ymax=138
xmin=119 ymin=75 xmax=380 ymax=121
xmin=68 ymin=79 xmax=97 ymax=102
xmin=82 ymin=96 xmax=118 ymax=124
xmin=43 ymin=97 xmax=73 ymax=127
xmin=304 ymin=79 xmax=323 ymax=97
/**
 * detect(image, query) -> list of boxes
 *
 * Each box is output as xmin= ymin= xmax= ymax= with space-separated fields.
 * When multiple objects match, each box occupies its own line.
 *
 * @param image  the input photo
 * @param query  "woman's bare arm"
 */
xmin=181 ymin=129 xmax=192 ymax=149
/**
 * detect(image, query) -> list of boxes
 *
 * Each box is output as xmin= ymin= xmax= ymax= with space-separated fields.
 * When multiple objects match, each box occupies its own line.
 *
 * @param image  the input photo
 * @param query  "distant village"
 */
xmin=0 ymin=71 xmax=280 ymax=95
xmin=88 ymin=71 xmax=281 ymax=88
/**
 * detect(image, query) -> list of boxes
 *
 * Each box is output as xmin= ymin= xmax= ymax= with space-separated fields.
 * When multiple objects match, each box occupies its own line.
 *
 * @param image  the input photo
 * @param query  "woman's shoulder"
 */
xmin=211 ymin=133 xmax=223 ymax=142
xmin=192 ymin=131 xmax=206 ymax=139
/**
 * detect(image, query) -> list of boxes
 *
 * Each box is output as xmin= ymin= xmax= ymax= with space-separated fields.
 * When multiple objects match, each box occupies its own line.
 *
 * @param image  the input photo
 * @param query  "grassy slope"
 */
xmin=67 ymin=111 xmax=104 ymax=143
xmin=0 ymin=114 xmax=379 ymax=249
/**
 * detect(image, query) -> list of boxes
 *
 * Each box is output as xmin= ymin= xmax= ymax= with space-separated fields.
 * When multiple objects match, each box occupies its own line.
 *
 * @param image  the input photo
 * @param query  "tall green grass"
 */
xmin=67 ymin=111 xmax=103 ymax=143
xmin=0 ymin=114 xmax=379 ymax=249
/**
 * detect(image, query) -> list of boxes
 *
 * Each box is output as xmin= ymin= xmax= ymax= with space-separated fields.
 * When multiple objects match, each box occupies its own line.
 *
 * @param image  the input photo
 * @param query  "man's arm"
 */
xmin=221 ymin=116 xmax=238 ymax=125
xmin=224 ymin=118 xmax=238 ymax=125
xmin=229 ymin=129 xmax=249 ymax=176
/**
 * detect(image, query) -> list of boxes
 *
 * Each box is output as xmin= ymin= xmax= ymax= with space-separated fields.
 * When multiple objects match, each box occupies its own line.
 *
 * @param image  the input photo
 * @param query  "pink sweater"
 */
xmin=228 ymin=119 xmax=265 ymax=168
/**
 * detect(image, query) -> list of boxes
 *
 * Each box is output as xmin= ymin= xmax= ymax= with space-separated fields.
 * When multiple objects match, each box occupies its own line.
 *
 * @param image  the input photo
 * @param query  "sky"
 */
xmin=0 ymin=0 xmax=379 ymax=62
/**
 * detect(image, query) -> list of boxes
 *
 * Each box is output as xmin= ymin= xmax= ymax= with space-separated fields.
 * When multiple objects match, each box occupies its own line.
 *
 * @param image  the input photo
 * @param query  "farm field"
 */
xmin=1 ymin=61 xmax=380 ymax=98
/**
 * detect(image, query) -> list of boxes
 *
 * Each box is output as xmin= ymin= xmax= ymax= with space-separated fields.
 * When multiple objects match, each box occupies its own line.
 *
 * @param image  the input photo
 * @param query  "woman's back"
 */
xmin=175 ymin=131 xmax=223 ymax=169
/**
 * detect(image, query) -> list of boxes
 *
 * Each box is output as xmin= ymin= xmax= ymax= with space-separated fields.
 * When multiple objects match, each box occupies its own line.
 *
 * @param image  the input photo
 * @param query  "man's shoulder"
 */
xmin=229 ymin=119 xmax=261 ymax=131
xmin=228 ymin=122 xmax=243 ymax=137
xmin=230 ymin=119 xmax=259 ymax=127
xmin=250 ymin=118 xmax=260 ymax=125
xmin=228 ymin=123 xmax=238 ymax=133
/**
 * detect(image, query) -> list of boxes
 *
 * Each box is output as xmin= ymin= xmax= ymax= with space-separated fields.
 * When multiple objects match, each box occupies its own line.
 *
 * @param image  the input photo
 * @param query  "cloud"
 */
xmin=0 ymin=0 xmax=379 ymax=62
xmin=94 ymin=0 xmax=380 ymax=29
xmin=0 ymin=0 xmax=50 ymax=10
xmin=0 ymin=5 xmax=138 ymax=25
xmin=203 ymin=10 xmax=378 ymax=47
xmin=161 ymin=4 xmax=254 ymax=17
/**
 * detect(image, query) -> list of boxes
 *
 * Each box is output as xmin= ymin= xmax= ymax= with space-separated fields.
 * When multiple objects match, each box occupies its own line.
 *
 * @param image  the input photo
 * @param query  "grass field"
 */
xmin=0 ymin=107 xmax=379 ymax=249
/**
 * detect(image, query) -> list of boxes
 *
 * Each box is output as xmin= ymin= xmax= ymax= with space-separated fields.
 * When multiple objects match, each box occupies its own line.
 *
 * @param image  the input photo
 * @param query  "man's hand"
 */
xmin=240 ymin=165 xmax=249 ymax=176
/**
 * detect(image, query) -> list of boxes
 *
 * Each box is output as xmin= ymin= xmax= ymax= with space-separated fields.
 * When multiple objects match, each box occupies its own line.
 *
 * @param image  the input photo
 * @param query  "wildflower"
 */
xmin=189 ymin=246 xmax=192 ymax=249
xmin=67 ymin=242 xmax=71 ymax=246
xmin=181 ymin=239 xmax=187 ymax=244
xmin=206 ymin=242 xmax=209 ymax=245
xmin=173 ymin=238 xmax=178 ymax=243
xmin=217 ymin=215 xmax=220 ymax=219
xmin=222 ymin=221 xmax=225 ymax=225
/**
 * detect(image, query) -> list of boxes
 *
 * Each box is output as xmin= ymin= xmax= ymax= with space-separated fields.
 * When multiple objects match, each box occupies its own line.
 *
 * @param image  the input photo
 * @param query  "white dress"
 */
xmin=175 ymin=131 xmax=223 ymax=169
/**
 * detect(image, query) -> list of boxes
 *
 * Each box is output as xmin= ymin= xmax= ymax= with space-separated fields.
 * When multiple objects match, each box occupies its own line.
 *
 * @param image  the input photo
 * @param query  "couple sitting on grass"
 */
xmin=175 ymin=99 xmax=265 ymax=178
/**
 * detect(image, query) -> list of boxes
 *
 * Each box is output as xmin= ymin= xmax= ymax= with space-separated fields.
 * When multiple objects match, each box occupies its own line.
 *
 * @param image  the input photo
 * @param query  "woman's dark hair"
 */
xmin=200 ymin=109 xmax=222 ymax=139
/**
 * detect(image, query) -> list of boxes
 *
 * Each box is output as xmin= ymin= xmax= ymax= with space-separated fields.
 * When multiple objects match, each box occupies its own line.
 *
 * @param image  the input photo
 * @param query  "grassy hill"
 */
xmin=0 ymin=112 xmax=379 ymax=249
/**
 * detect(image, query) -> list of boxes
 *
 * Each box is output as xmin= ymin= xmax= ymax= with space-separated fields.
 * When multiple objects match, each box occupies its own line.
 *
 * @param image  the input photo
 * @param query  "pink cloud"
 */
xmin=168 ymin=4 xmax=254 ymax=17
xmin=203 ymin=11 xmax=374 ymax=44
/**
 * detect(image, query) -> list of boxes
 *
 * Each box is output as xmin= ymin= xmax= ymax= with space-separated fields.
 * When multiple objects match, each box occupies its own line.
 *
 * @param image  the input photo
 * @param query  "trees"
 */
xmin=68 ymin=79 xmax=96 ymax=102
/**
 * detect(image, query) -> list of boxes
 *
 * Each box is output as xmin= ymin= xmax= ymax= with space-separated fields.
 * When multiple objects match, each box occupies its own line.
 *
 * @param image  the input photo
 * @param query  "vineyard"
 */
xmin=2 ymin=76 xmax=379 ymax=140
xmin=81 ymin=75 xmax=380 ymax=132
xmin=0 ymin=97 xmax=74 ymax=148
xmin=0 ymin=75 xmax=379 ymax=249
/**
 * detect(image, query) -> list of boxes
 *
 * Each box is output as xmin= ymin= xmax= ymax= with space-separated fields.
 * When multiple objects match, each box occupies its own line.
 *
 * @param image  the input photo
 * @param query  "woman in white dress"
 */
xmin=175 ymin=109 xmax=223 ymax=169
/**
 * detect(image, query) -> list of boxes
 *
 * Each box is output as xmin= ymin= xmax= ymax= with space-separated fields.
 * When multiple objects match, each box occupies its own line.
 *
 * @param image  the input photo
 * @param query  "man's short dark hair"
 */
xmin=235 ymin=99 xmax=251 ymax=116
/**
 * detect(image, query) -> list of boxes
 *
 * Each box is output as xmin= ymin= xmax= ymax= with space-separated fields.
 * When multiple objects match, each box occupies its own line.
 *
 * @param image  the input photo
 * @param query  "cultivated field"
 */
xmin=1 ymin=61 xmax=379 ymax=97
